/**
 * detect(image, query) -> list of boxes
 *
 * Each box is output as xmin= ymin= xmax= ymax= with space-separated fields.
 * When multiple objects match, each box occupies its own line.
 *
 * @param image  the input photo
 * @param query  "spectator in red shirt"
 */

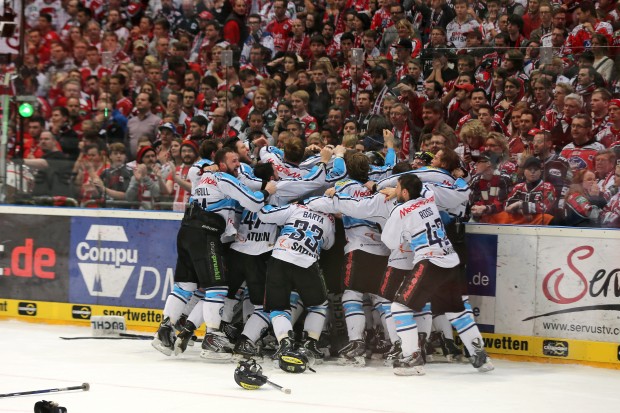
xmin=522 ymin=0 xmax=541 ymax=39
xmin=223 ymin=0 xmax=248 ymax=48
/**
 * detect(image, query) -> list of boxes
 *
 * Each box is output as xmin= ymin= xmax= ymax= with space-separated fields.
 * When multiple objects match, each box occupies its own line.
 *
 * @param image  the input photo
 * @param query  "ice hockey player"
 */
xmin=152 ymin=147 xmax=276 ymax=358
xmin=257 ymin=201 xmax=336 ymax=366
xmin=381 ymin=174 xmax=494 ymax=375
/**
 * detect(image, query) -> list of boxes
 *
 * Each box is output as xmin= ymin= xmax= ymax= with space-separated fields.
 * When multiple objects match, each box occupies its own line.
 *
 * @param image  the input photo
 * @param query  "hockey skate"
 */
xmin=233 ymin=335 xmax=262 ymax=361
xmin=152 ymin=317 xmax=176 ymax=356
xmin=369 ymin=331 xmax=392 ymax=360
xmin=469 ymin=338 xmax=494 ymax=372
xmin=382 ymin=340 xmax=402 ymax=367
xmin=270 ymin=332 xmax=296 ymax=363
xmin=220 ymin=320 xmax=241 ymax=345
xmin=418 ymin=332 xmax=433 ymax=363
xmin=174 ymin=321 xmax=197 ymax=356
xmin=200 ymin=332 xmax=233 ymax=361
xmin=444 ymin=338 xmax=465 ymax=362
xmin=338 ymin=339 xmax=366 ymax=367
xmin=365 ymin=329 xmax=378 ymax=358
xmin=299 ymin=332 xmax=325 ymax=365
xmin=174 ymin=314 xmax=188 ymax=332
xmin=393 ymin=352 xmax=426 ymax=376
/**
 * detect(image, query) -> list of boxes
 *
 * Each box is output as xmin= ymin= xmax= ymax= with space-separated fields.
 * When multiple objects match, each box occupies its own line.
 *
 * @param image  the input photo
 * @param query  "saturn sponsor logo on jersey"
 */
xmin=542 ymin=340 xmax=568 ymax=357
xmin=18 ymin=301 xmax=37 ymax=316
xmin=72 ymin=305 xmax=92 ymax=320
xmin=75 ymin=225 xmax=137 ymax=298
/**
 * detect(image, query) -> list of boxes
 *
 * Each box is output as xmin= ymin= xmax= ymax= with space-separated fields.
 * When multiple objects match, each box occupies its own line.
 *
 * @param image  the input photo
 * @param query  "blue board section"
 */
xmin=466 ymin=233 xmax=497 ymax=297
xmin=69 ymin=217 xmax=179 ymax=308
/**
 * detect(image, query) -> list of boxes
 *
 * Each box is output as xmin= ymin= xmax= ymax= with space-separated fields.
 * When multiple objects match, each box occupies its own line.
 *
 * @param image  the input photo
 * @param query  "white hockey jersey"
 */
xmin=259 ymin=146 xmax=310 ymax=179
xmin=231 ymin=161 xmax=345 ymax=256
xmin=377 ymin=167 xmax=468 ymax=222
xmin=382 ymin=186 xmax=460 ymax=269
xmin=190 ymin=170 xmax=269 ymax=239
xmin=334 ymin=179 xmax=390 ymax=256
xmin=307 ymin=179 xmax=471 ymax=270
xmin=187 ymin=158 xmax=214 ymax=189
xmin=258 ymin=204 xmax=335 ymax=268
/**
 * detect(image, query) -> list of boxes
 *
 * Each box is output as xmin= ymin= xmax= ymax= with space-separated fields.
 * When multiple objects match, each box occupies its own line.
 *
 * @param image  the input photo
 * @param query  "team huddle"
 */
xmin=151 ymin=131 xmax=493 ymax=376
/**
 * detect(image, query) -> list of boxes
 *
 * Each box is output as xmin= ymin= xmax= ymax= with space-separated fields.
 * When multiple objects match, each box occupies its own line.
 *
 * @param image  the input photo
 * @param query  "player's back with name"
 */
xmin=382 ymin=187 xmax=459 ymax=268
xmin=259 ymin=204 xmax=335 ymax=268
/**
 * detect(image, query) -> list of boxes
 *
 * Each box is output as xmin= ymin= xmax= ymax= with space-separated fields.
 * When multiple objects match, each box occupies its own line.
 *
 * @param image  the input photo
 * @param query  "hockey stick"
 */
xmin=264 ymin=378 xmax=291 ymax=394
xmin=0 ymin=383 xmax=90 ymax=398
xmin=60 ymin=333 xmax=152 ymax=340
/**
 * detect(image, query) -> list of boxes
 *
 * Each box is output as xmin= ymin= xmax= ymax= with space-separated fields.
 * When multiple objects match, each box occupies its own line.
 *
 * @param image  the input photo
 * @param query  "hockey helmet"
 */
xmin=278 ymin=349 xmax=309 ymax=374
xmin=234 ymin=359 xmax=267 ymax=390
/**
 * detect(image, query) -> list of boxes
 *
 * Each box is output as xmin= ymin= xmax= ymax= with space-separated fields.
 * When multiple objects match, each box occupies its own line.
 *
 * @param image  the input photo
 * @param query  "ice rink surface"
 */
xmin=1 ymin=320 xmax=619 ymax=413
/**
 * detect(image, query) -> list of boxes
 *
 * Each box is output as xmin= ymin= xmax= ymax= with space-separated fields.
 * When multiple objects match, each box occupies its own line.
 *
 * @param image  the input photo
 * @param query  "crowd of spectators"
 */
xmin=2 ymin=0 xmax=620 ymax=227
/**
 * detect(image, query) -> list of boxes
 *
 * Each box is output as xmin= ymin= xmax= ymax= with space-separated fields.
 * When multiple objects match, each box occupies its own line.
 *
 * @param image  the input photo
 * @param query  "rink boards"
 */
xmin=0 ymin=206 xmax=619 ymax=367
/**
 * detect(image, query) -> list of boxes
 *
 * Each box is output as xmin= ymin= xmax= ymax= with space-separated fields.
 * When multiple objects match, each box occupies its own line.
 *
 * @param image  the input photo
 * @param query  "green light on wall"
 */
xmin=18 ymin=102 xmax=34 ymax=118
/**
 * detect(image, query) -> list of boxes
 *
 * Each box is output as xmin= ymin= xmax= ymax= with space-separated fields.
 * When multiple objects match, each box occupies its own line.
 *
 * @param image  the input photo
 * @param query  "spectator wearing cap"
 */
xmin=166 ymin=140 xmax=199 ymax=212
xmin=387 ymin=19 xmax=421 ymax=62
xmin=127 ymin=92 xmax=162 ymax=158
xmin=156 ymin=122 xmax=180 ymax=164
xmin=392 ymin=38 xmax=414 ymax=80
xmin=464 ymin=30 xmax=483 ymax=52
xmin=487 ymin=156 xmax=556 ymax=225
xmin=469 ymin=152 xmax=513 ymax=222
xmin=126 ymin=145 xmax=166 ymax=209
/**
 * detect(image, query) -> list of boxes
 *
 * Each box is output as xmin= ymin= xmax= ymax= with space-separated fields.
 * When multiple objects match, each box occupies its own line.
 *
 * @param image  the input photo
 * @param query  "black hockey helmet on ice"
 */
xmin=234 ymin=359 xmax=267 ymax=390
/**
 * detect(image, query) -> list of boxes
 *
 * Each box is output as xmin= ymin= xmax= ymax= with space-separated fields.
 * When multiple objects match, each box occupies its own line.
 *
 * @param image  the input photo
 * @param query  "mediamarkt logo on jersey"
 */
xmin=75 ymin=225 xmax=137 ymax=298
xmin=70 ymin=218 xmax=178 ymax=308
